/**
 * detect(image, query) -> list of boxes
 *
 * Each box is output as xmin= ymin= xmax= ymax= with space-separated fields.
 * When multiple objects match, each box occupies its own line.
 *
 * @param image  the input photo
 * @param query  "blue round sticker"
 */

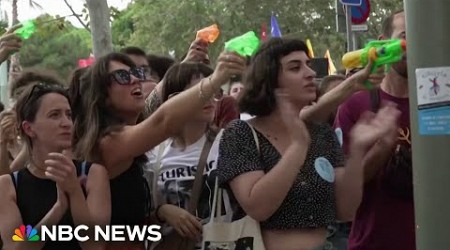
xmin=335 ymin=128 xmax=343 ymax=147
xmin=314 ymin=157 xmax=335 ymax=183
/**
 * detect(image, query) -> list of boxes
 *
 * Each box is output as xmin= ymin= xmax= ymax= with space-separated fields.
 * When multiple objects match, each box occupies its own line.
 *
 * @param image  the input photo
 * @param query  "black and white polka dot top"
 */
xmin=217 ymin=119 xmax=345 ymax=230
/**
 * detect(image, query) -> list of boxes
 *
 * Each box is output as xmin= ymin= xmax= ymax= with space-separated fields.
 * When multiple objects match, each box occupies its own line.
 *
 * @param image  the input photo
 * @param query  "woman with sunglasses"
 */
xmin=73 ymin=52 xmax=245 ymax=249
xmin=145 ymin=62 xmax=224 ymax=248
xmin=0 ymin=80 xmax=111 ymax=250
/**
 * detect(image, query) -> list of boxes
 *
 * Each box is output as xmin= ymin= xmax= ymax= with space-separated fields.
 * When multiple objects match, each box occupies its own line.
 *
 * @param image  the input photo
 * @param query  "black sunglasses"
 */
xmin=110 ymin=67 xmax=146 ymax=85
xmin=24 ymin=83 xmax=67 ymax=106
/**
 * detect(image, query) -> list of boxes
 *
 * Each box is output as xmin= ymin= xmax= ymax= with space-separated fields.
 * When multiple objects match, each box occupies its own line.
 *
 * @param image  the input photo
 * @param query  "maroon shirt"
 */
xmin=214 ymin=95 xmax=240 ymax=129
xmin=334 ymin=89 xmax=415 ymax=250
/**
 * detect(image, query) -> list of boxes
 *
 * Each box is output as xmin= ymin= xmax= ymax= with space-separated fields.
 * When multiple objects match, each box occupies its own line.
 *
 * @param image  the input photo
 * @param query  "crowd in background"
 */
xmin=0 ymin=9 xmax=412 ymax=250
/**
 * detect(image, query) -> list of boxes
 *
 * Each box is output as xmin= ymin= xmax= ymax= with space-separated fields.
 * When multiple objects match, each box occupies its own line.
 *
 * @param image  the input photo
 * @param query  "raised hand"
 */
xmin=158 ymin=204 xmax=202 ymax=241
xmin=349 ymin=103 xmax=400 ymax=154
xmin=44 ymin=153 xmax=80 ymax=196
xmin=209 ymin=51 xmax=246 ymax=88
xmin=182 ymin=38 xmax=210 ymax=64
xmin=0 ymin=111 xmax=18 ymax=145
xmin=348 ymin=60 xmax=385 ymax=91
xmin=0 ymin=25 xmax=23 ymax=64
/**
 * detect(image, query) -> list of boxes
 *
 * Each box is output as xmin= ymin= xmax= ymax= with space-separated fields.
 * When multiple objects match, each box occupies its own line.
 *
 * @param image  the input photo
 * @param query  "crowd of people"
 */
xmin=0 ymin=9 xmax=413 ymax=250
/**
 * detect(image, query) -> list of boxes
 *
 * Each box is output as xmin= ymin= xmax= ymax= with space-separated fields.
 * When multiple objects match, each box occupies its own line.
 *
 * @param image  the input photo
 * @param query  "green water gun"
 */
xmin=342 ymin=39 xmax=407 ymax=89
xmin=224 ymin=31 xmax=260 ymax=57
xmin=14 ymin=20 xmax=36 ymax=40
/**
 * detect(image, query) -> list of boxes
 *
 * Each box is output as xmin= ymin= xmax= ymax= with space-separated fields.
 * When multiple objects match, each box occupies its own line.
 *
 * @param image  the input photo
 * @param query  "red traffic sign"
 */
xmin=351 ymin=0 xmax=370 ymax=24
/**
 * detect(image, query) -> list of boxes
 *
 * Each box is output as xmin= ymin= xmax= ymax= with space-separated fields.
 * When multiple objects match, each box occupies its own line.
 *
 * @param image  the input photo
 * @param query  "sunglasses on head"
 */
xmin=110 ymin=67 xmax=146 ymax=85
xmin=24 ymin=83 xmax=67 ymax=106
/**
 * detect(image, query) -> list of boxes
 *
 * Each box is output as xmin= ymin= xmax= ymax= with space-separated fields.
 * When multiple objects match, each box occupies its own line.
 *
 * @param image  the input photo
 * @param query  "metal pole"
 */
xmin=352 ymin=32 xmax=358 ymax=50
xmin=405 ymin=1 xmax=450 ymax=249
xmin=345 ymin=5 xmax=353 ymax=52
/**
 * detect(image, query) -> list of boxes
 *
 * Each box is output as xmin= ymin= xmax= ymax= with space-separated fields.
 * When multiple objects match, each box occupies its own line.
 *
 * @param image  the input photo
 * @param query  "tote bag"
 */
xmin=201 ymin=178 xmax=265 ymax=250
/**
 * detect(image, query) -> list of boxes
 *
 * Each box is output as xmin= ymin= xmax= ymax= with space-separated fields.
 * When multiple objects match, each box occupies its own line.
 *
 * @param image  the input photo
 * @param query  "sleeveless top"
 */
xmin=11 ymin=160 xmax=91 ymax=250
xmin=109 ymin=157 xmax=150 ymax=227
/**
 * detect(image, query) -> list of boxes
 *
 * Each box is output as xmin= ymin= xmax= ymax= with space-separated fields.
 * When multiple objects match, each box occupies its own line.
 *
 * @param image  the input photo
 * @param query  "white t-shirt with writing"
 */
xmin=146 ymin=132 xmax=222 ymax=221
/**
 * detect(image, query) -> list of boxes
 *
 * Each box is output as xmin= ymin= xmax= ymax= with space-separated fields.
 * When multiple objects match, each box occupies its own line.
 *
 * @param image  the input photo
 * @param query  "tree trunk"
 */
xmin=9 ymin=0 xmax=21 ymax=88
xmin=86 ymin=0 xmax=113 ymax=58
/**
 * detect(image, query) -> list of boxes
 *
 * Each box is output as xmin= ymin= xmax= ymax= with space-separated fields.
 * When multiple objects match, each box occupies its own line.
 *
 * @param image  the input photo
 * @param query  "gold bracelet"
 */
xmin=199 ymin=77 xmax=212 ymax=102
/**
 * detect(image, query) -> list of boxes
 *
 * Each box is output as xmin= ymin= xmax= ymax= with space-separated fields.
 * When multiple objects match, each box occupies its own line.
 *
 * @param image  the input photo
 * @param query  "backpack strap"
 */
xmin=245 ymin=121 xmax=260 ymax=154
xmin=187 ymin=129 xmax=220 ymax=215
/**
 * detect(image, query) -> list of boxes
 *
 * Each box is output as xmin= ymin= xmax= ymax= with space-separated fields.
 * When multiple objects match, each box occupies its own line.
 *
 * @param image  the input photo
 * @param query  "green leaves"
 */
xmin=19 ymin=15 xmax=92 ymax=79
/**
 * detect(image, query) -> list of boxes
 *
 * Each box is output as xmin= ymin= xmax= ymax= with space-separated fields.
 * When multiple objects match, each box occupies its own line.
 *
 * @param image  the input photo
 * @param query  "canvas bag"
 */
xmin=201 ymin=123 xmax=266 ymax=250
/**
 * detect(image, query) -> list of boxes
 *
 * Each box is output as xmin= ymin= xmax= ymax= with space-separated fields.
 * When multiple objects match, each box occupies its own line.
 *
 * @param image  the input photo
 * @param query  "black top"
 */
xmin=217 ymin=119 xmax=344 ymax=230
xmin=109 ymin=158 xmax=150 ymax=227
xmin=11 ymin=160 xmax=91 ymax=250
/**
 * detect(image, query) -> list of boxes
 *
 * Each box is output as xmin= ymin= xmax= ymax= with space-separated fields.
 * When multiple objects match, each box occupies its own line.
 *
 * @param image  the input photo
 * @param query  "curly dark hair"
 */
xmin=239 ymin=38 xmax=309 ymax=117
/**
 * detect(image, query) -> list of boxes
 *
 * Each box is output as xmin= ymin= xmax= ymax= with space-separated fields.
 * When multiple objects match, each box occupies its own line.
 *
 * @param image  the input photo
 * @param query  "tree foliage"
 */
xmin=19 ymin=14 xmax=92 ymax=79
xmin=112 ymin=0 xmax=403 ymax=69
xmin=13 ymin=0 xmax=404 ymax=79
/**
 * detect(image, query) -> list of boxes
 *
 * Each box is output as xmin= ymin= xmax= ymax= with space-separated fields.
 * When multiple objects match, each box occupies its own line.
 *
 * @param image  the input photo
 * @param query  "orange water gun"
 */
xmin=196 ymin=24 xmax=220 ymax=43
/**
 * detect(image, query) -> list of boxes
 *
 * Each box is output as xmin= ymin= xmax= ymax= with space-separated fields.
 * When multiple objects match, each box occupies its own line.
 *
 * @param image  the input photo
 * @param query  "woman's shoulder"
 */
xmin=306 ymin=121 xmax=335 ymax=136
xmin=72 ymin=160 xmax=108 ymax=178
xmin=0 ymin=174 xmax=16 ymax=199
xmin=223 ymin=119 xmax=254 ymax=137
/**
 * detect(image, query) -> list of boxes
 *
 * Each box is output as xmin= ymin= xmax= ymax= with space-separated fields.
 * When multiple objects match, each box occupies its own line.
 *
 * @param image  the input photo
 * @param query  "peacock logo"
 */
xmin=12 ymin=225 xmax=40 ymax=241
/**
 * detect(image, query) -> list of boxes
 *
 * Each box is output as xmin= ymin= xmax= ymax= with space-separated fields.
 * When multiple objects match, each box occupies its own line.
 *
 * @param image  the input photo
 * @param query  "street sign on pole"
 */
xmin=344 ymin=5 xmax=355 ymax=51
xmin=339 ymin=0 xmax=366 ymax=51
xmin=351 ymin=24 xmax=368 ymax=32
xmin=351 ymin=0 xmax=371 ymax=24
xmin=336 ymin=0 xmax=347 ymax=33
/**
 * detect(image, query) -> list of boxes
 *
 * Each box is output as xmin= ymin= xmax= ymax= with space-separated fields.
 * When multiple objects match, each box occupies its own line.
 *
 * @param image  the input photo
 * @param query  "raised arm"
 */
xmin=229 ymin=142 xmax=308 ymax=221
xmin=0 ymin=111 xmax=18 ymax=175
xmin=334 ymin=105 xmax=400 ymax=221
xmin=143 ymin=38 xmax=210 ymax=118
xmin=9 ymin=144 xmax=27 ymax=172
xmin=300 ymin=62 xmax=384 ymax=123
xmin=45 ymin=154 xmax=110 ymax=250
xmin=100 ymin=52 xmax=246 ymax=177
xmin=0 ymin=24 xmax=22 ymax=65
xmin=0 ymin=140 xmax=11 ymax=175
xmin=220 ymin=97 xmax=310 ymax=221
xmin=0 ymin=175 xmax=68 ymax=250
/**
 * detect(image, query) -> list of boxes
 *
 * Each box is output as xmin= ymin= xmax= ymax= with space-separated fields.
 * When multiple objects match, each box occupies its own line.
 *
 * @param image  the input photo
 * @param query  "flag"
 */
xmin=270 ymin=14 xmax=282 ymax=37
xmin=78 ymin=55 xmax=95 ymax=68
xmin=324 ymin=50 xmax=337 ymax=75
xmin=306 ymin=39 xmax=315 ymax=58
xmin=261 ymin=23 xmax=267 ymax=41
